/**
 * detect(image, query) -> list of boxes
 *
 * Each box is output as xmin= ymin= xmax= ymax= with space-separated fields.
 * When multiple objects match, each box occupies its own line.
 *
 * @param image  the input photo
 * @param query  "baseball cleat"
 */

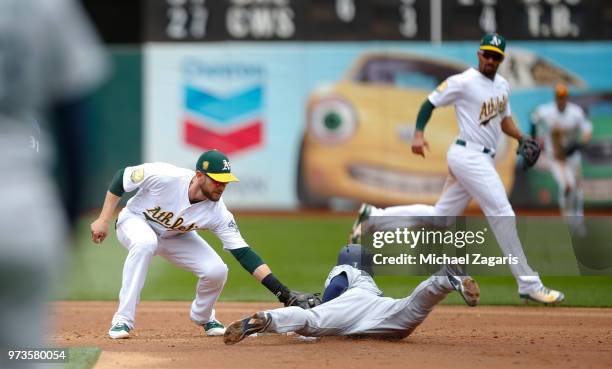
xmin=447 ymin=275 xmax=480 ymax=307
xmin=224 ymin=312 xmax=271 ymax=345
xmin=108 ymin=322 xmax=131 ymax=339
xmin=203 ymin=319 xmax=226 ymax=336
xmin=520 ymin=287 xmax=565 ymax=305
xmin=349 ymin=203 xmax=373 ymax=244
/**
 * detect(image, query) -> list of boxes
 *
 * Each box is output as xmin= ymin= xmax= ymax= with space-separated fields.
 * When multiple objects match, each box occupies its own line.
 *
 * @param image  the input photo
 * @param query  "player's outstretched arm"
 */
xmin=229 ymin=247 xmax=320 ymax=308
xmin=229 ymin=247 xmax=291 ymax=301
xmin=411 ymin=99 xmax=435 ymax=157
xmin=91 ymin=169 xmax=125 ymax=244
xmin=501 ymin=116 xmax=523 ymax=141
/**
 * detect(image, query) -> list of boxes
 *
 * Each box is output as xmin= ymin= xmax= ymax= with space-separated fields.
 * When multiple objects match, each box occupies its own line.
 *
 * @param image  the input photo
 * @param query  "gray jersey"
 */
xmin=0 ymin=0 xmax=109 ymax=125
xmin=0 ymin=0 xmax=107 ymax=360
xmin=267 ymin=265 xmax=453 ymax=338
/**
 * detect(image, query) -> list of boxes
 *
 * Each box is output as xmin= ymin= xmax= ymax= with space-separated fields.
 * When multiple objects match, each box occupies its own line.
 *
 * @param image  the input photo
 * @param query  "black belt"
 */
xmin=455 ymin=139 xmax=495 ymax=157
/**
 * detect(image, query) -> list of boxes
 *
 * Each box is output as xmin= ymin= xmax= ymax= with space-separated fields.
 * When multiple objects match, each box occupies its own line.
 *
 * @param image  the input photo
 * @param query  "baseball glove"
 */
xmin=517 ymin=136 xmax=541 ymax=169
xmin=285 ymin=290 xmax=322 ymax=309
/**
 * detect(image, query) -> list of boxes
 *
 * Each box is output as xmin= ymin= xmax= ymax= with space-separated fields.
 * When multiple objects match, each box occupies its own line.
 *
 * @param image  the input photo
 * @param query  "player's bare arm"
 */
xmin=252 ymin=264 xmax=273 ymax=281
xmin=91 ymin=191 xmax=121 ymax=244
xmin=581 ymin=130 xmax=593 ymax=145
xmin=91 ymin=168 xmax=126 ymax=244
xmin=411 ymin=99 xmax=435 ymax=157
xmin=501 ymin=116 xmax=523 ymax=141
xmin=411 ymin=131 xmax=430 ymax=158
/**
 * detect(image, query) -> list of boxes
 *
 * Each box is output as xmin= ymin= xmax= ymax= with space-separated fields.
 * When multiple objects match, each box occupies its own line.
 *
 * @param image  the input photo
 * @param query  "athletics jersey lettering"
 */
xmin=144 ymin=206 xmax=198 ymax=232
xmin=427 ymin=68 xmax=511 ymax=149
xmin=478 ymin=95 xmax=507 ymax=125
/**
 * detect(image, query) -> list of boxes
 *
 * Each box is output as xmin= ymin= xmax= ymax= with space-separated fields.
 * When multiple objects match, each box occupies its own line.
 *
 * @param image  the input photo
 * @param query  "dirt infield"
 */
xmin=51 ymin=301 xmax=612 ymax=369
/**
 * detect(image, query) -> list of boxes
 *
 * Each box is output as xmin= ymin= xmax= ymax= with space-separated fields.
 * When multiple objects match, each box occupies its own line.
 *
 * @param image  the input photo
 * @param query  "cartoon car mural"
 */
xmin=296 ymin=52 xmax=518 ymax=208
xmin=523 ymin=92 xmax=612 ymax=207
xmin=497 ymin=48 xmax=585 ymax=89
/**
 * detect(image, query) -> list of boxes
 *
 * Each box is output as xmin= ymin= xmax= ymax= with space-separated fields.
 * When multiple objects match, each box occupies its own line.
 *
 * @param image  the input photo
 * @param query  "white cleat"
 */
xmin=108 ymin=322 xmax=131 ymax=339
xmin=203 ymin=319 xmax=226 ymax=336
xmin=520 ymin=287 xmax=565 ymax=305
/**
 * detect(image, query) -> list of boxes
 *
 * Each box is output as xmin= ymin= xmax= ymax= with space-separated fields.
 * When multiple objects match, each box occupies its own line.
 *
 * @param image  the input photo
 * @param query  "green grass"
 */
xmin=58 ymin=214 xmax=612 ymax=307
xmin=66 ymin=347 xmax=101 ymax=369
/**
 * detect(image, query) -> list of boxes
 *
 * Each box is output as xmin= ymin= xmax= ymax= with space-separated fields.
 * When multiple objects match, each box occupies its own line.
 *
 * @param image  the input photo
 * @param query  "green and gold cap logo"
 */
xmin=479 ymin=33 xmax=506 ymax=56
xmin=195 ymin=149 xmax=239 ymax=183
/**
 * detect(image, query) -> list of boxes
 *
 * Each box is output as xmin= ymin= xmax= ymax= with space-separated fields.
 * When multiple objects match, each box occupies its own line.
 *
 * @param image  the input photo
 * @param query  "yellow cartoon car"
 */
xmin=297 ymin=52 xmax=517 ymax=208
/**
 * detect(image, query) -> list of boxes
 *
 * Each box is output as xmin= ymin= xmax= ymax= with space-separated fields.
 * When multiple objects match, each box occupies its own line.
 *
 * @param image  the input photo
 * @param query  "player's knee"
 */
xmin=483 ymin=203 xmax=514 ymax=217
xmin=497 ymin=206 xmax=514 ymax=217
xmin=130 ymin=240 xmax=158 ymax=258
xmin=201 ymin=263 xmax=228 ymax=286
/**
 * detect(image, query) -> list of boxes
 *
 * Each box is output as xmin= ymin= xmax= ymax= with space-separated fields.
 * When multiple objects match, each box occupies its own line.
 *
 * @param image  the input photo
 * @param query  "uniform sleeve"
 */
xmin=427 ymin=75 xmax=463 ymax=108
xmin=531 ymin=105 xmax=543 ymax=126
xmin=122 ymin=163 xmax=162 ymax=193
xmin=322 ymin=273 xmax=349 ymax=302
xmin=531 ymin=107 xmax=546 ymax=138
xmin=212 ymin=207 xmax=249 ymax=250
xmin=577 ymin=107 xmax=593 ymax=135
xmin=324 ymin=265 xmax=362 ymax=288
xmin=502 ymin=94 xmax=512 ymax=118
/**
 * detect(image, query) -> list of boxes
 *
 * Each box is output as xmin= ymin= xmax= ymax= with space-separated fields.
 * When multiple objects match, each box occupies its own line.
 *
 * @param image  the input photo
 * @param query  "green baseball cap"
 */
xmin=479 ymin=33 xmax=506 ymax=56
xmin=195 ymin=149 xmax=239 ymax=183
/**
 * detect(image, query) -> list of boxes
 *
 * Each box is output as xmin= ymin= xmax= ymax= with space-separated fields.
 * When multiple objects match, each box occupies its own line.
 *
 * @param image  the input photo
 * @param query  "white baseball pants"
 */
xmin=549 ymin=154 xmax=583 ymax=216
xmin=112 ymin=210 xmax=228 ymax=329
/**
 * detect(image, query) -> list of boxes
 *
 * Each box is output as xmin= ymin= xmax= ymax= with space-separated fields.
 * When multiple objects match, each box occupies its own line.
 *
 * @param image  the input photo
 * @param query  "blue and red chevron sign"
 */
xmin=183 ymin=84 xmax=264 ymax=154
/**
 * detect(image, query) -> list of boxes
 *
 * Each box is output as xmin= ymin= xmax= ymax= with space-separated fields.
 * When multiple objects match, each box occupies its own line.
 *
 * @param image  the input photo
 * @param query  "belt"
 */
xmin=455 ymin=139 xmax=496 ymax=158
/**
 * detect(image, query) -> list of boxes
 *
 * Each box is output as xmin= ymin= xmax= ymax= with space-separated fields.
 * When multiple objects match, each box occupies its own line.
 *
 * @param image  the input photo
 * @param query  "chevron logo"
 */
xmin=183 ymin=84 xmax=264 ymax=154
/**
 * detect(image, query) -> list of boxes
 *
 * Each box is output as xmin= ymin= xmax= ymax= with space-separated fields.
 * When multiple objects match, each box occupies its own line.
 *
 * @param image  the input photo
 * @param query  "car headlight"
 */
xmin=309 ymin=98 xmax=357 ymax=144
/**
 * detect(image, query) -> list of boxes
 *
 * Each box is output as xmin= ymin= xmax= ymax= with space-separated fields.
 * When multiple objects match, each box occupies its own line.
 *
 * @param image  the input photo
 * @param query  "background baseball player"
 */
xmin=223 ymin=244 xmax=480 ymax=345
xmin=90 ymin=149 xmax=318 ymax=339
xmin=531 ymin=83 xmax=592 ymax=230
xmin=349 ymin=34 xmax=564 ymax=305
xmin=0 ymin=0 xmax=109 ymax=364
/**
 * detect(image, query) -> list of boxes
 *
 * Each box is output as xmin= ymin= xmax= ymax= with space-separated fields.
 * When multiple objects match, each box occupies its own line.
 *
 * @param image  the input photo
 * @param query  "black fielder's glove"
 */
xmin=517 ymin=136 xmax=541 ymax=170
xmin=285 ymin=291 xmax=322 ymax=309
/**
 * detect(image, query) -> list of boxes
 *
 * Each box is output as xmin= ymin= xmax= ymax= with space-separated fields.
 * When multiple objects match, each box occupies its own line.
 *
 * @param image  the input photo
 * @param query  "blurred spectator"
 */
xmin=0 ymin=0 xmax=109 ymax=365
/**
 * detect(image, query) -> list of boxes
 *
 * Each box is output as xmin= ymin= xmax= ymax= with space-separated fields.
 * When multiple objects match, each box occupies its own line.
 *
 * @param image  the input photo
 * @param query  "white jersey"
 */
xmin=117 ymin=162 xmax=248 ymax=249
xmin=532 ymin=101 xmax=592 ymax=156
xmin=428 ymin=68 xmax=512 ymax=150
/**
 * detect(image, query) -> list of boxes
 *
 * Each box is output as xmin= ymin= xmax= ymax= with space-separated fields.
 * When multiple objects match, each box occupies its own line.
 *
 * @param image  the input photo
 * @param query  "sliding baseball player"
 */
xmin=224 ymin=244 xmax=479 ymax=344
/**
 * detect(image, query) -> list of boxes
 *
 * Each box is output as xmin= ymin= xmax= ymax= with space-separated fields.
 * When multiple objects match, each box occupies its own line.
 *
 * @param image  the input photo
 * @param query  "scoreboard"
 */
xmin=141 ymin=0 xmax=612 ymax=42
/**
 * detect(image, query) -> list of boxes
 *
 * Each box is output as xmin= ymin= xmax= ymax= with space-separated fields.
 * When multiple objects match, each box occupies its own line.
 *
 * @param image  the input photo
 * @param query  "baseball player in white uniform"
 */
xmin=223 ymin=244 xmax=480 ymax=345
xmin=349 ymin=34 xmax=564 ymax=305
xmin=532 ymin=83 xmax=592 ymax=221
xmin=91 ymin=150 xmax=305 ymax=339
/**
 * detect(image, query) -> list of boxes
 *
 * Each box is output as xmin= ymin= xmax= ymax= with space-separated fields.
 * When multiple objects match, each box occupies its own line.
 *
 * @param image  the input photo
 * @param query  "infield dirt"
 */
xmin=51 ymin=301 xmax=611 ymax=369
